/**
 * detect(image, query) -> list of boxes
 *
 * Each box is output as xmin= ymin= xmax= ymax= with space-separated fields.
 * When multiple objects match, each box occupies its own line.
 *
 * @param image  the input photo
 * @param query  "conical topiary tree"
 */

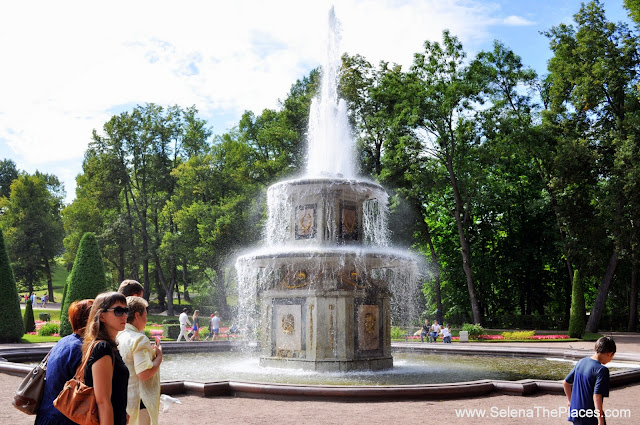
xmin=23 ymin=298 xmax=36 ymax=333
xmin=0 ymin=229 xmax=25 ymax=342
xmin=568 ymin=269 xmax=586 ymax=338
xmin=59 ymin=232 xmax=107 ymax=336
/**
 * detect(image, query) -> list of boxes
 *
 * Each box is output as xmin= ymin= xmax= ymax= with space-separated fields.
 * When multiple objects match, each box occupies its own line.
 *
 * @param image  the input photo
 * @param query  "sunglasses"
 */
xmin=106 ymin=307 xmax=129 ymax=317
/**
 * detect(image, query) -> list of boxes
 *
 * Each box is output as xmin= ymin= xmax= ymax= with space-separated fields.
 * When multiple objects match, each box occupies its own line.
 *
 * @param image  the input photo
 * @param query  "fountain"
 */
xmin=235 ymin=7 xmax=418 ymax=372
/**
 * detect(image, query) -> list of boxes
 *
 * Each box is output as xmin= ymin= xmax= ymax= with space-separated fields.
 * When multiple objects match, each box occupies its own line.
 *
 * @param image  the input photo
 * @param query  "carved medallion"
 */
xmin=282 ymin=313 xmax=295 ymax=335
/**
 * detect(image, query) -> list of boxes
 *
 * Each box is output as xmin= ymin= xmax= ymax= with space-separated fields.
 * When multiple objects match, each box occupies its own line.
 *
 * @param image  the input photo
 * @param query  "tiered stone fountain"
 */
xmin=235 ymin=7 xmax=418 ymax=372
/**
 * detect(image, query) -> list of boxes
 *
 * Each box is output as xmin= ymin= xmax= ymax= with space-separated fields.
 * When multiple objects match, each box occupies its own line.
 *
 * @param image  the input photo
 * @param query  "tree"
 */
xmin=544 ymin=0 xmax=640 ymax=332
xmin=59 ymin=232 xmax=108 ymax=336
xmin=568 ymin=269 xmax=586 ymax=338
xmin=0 ymin=228 xmax=24 ymax=342
xmin=0 ymin=159 xmax=18 ymax=199
xmin=0 ymin=172 xmax=64 ymax=300
xmin=23 ymin=298 xmax=35 ymax=333
xmin=401 ymin=31 xmax=485 ymax=324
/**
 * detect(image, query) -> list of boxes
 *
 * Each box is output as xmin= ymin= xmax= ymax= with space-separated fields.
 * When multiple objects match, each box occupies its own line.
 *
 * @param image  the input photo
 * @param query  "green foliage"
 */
xmin=568 ymin=270 xmax=586 ymax=338
xmin=59 ymin=232 xmax=107 ymax=336
xmin=0 ymin=229 xmax=24 ymax=341
xmin=23 ymin=301 xmax=35 ymax=333
xmin=461 ymin=323 xmax=485 ymax=339
xmin=0 ymin=172 xmax=64 ymax=291
xmin=163 ymin=323 xmax=181 ymax=339
xmin=501 ymin=330 xmax=536 ymax=340
xmin=37 ymin=322 xmax=59 ymax=336
xmin=390 ymin=326 xmax=406 ymax=339
xmin=0 ymin=159 xmax=18 ymax=199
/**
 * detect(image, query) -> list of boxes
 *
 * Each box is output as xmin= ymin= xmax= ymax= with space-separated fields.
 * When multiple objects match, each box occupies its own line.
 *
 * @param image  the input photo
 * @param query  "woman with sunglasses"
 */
xmin=81 ymin=292 xmax=130 ymax=425
xmin=117 ymin=296 xmax=163 ymax=425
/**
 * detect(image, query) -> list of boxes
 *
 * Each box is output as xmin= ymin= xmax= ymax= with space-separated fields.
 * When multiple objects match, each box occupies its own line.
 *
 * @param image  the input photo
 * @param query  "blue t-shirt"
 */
xmin=565 ymin=357 xmax=610 ymax=424
xmin=35 ymin=333 xmax=83 ymax=425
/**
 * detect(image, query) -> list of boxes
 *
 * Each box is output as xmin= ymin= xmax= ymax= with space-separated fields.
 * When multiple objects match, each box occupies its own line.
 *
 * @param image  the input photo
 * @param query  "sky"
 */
xmin=0 ymin=0 xmax=632 ymax=204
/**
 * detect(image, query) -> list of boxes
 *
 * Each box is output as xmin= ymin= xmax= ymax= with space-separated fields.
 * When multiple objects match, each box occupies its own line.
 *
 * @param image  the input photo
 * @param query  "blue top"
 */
xmin=565 ymin=357 xmax=610 ymax=424
xmin=35 ymin=333 xmax=83 ymax=425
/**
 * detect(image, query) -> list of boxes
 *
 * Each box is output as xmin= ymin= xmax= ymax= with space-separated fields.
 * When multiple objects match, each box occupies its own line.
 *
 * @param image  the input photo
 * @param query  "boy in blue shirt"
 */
xmin=563 ymin=336 xmax=616 ymax=425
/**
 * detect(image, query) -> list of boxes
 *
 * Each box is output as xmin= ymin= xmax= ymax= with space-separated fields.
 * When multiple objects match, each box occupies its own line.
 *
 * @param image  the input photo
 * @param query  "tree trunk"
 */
xmin=124 ymin=190 xmax=139 ymax=281
xmin=182 ymin=258 xmax=191 ymax=302
xmin=586 ymin=251 xmax=619 ymax=333
xmin=214 ymin=266 xmax=230 ymax=318
xmin=446 ymin=160 xmax=482 ymax=324
xmin=43 ymin=257 xmax=55 ymax=303
xmin=156 ymin=255 xmax=174 ymax=316
xmin=628 ymin=264 xmax=638 ymax=332
xmin=424 ymin=224 xmax=443 ymax=325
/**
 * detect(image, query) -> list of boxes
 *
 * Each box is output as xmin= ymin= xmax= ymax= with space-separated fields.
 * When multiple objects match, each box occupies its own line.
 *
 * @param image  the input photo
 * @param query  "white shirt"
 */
xmin=440 ymin=327 xmax=452 ymax=338
xmin=179 ymin=312 xmax=191 ymax=326
xmin=210 ymin=316 xmax=222 ymax=329
xmin=116 ymin=324 xmax=160 ymax=425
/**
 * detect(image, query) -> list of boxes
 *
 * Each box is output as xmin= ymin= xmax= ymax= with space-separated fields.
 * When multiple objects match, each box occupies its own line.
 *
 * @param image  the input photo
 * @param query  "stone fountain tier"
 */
xmin=266 ymin=177 xmax=389 ymax=247
xmin=237 ymin=248 xmax=416 ymax=372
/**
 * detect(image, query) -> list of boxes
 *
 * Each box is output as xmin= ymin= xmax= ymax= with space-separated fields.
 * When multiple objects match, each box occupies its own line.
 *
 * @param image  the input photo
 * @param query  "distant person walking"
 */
xmin=30 ymin=292 xmax=36 ymax=306
xmin=190 ymin=310 xmax=201 ymax=341
xmin=208 ymin=311 xmax=222 ymax=341
xmin=177 ymin=308 xmax=191 ymax=342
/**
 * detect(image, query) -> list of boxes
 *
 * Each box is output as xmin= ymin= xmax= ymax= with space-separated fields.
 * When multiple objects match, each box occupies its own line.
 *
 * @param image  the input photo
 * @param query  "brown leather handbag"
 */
xmin=53 ymin=341 xmax=113 ymax=425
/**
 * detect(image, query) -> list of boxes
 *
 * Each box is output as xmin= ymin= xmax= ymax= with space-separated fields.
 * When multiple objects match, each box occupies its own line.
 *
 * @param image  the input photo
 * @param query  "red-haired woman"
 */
xmin=35 ymin=299 xmax=94 ymax=425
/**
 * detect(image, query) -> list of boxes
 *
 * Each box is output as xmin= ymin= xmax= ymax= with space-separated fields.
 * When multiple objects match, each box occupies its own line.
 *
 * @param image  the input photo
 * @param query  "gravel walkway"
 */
xmin=2 ymin=332 xmax=639 ymax=424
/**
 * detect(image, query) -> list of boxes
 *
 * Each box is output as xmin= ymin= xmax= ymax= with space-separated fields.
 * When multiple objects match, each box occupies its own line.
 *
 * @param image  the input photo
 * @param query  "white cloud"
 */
xmin=0 ymin=0 xmax=548 ymax=203
xmin=503 ymin=15 xmax=536 ymax=26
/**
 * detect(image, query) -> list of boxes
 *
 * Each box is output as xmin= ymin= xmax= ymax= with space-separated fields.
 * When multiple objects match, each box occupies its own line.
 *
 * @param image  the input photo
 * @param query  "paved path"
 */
xmin=2 ymin=333 xmax=640 ymax=424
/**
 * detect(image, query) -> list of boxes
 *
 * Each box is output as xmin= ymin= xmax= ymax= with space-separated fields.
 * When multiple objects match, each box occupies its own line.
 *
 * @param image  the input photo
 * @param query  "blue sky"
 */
xmin=0 ymin=0 xmax=632 ymax=204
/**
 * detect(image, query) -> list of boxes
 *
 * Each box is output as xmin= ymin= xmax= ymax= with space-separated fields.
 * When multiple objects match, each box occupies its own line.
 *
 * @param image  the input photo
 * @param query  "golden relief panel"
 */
xmin=295 ymin=204 xmax=317 ymax=239
xmin=357 ymin=305 xmax=380 ymax=351
xmin=275 ymin=304 xmax=302 ymax=352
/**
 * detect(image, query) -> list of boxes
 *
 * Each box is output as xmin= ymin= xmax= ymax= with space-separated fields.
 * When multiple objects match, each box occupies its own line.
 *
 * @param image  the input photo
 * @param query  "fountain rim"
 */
xmin=3 ymin=343 xmax=639 ymax=401
xmin=268 ymin=176 xmax=386 ymax=192
xmin=236 ymin=246 xmax=417 ymax=263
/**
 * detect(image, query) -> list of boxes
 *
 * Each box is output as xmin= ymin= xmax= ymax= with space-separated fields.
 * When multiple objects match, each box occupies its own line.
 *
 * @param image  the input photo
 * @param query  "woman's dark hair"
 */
xmin=68 ymin=299 xmax=94 ymax=335
xmin=82 ymin=291 xmax=127 ymax=353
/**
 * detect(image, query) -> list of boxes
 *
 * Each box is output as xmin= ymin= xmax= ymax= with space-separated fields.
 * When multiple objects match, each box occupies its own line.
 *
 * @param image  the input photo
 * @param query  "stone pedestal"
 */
xmin=459 ymin=330 xmax=469 ymax=343
xmin=260 ymin=289 xmax=392 ymax=371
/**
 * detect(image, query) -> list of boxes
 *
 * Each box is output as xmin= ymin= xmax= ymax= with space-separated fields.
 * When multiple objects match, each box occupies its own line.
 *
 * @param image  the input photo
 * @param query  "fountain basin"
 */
xmin=3 ymin=343 xmax=640 ymax=400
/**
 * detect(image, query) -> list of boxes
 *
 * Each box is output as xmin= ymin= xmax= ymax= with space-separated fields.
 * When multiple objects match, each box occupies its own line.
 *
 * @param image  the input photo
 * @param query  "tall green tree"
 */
xmin=569 ymin=269 xmax=586 ymax=338
xmin=400 ymin=31 xmax=485 ymax=324
xmin=0 ymin=228 xmax=24 ymax=342
xmin=0 ymin=159 xmax=18 ymax=199
xmin=59 ymin=232 xmax=108 ymax=336
xmin=0 ymin=172 xmax=64 ymax=299
xmin=544 ymin=0 xmax=640 ymax=332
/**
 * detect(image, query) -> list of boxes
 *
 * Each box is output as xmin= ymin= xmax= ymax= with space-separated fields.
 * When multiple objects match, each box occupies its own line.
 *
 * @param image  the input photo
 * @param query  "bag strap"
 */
xmin=74 ymin=340 xmax=115 ymax=381
xmin=39 ymin=346 xmax=55 ymax=370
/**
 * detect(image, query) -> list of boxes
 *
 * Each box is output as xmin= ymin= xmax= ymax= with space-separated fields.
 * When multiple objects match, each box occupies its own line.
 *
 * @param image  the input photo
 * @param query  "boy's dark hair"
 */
xmin=595 ymin=336 xmax=616 ymax=354
xmin=118 ymin=279 xmax=144 ymax=297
